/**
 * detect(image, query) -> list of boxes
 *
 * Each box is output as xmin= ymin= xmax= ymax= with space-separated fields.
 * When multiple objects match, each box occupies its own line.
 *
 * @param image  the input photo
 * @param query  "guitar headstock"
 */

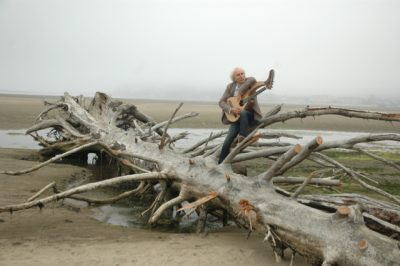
xmin=265 ymin=69 xmax=275 ymax=90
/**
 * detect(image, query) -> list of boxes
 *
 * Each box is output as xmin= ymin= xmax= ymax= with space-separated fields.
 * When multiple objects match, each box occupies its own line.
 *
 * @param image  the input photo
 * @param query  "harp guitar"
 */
xmin=225 ymin=69 xmax=274 ymax=123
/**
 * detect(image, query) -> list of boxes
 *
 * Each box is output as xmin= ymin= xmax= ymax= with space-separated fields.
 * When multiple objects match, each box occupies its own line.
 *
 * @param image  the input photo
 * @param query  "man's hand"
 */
xmin=231 ymin=107 xmax=241 ymax=115
xmin=247 ymin=99 xmax=255 ymax=109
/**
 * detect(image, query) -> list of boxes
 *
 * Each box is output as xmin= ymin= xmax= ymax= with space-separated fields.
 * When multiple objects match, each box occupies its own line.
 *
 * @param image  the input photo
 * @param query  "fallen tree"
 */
xmin=1 ymin=92 xmax=400 ymax=265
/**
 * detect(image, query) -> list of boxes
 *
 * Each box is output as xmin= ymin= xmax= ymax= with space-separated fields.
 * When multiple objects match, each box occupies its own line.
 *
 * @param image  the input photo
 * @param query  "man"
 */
xmin=218 ymin=67 xmax=274 ymax=164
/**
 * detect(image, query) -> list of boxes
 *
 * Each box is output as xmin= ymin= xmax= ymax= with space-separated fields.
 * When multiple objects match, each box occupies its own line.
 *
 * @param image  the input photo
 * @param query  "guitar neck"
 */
xmin=242 ymin=87 xmax=267 ymax=104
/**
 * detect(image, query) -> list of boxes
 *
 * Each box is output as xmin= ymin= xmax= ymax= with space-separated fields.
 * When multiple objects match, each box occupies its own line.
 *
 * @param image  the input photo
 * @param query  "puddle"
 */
xmin=92 ymin=204 xmax=145 ymax=227
xmin=91 ymin=202 xmax=224 ymax=233
xmin=0 ymin=130 xmax=39 ymax=149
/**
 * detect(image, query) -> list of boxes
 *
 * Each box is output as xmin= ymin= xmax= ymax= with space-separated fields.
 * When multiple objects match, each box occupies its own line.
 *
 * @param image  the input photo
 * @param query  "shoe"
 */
xmin=237 ymin=135 xmax=245 ymax=144
xmin=265 ymin=69 xmax=275 ymax=89
xmin=248 ymin=131 xmax=261 ymax=145
xmin=231 ymin=135 xmax=245 ymax=148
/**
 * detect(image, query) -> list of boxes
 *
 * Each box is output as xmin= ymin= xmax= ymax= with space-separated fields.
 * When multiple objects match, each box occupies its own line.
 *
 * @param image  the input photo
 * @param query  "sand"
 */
xmin=0 ymin=94 xmax=310 ymax=265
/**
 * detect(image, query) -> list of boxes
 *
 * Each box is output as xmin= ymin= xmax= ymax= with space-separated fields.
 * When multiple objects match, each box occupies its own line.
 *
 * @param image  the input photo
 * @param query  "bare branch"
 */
xmin=310 ymin=154 xmax=380 ymax=184
xmin=54 ymin=182 xmax=147 ymax=205
xmin=159 ymin=102 xmax=184 ymax=150
xmin=223 ymin=124 xmax=264 ymax=163
xmin=26 ymin=182 xmax=56 ymax=202
xmin=354 ymin=147 xmax=400 ymax=172
xmin=35 ymin=103 xmax=68 ymax=121
xmin=314 ymin=152 xmax=400 ymax=205
xmin=203 ymin=143 xmax=222 ymax=158
xmin=291 ymin=171 xmax=318 ymax=199
xmin=260 ymin=106 xmax=400 ymax=127
xmin=148 ymin=185 xmax=188 ymax=224
xmin=316 ymin=134 xmax=400 ymax=151
xmin=0 ymin=171 xmax=174 ymax=213
xmin=1 ymin=141 xmax=99 ymax=175
xmin=167 ymin=131 xmax=189 ymax=147
xmin=133 ymin=119 xmax=146 ymax=136
xmin=190 ymin=143 xmax=218 ymax=157
xmin=120 ymin=159 xmax=150 ymax=173
xmin=272 ymin=176 xmax=341 ymax=186
xmin=251 ymin=142 xmax=292 ymax=148
xmin=363 ymin=212 xmax=400 ymax=235
xmin=98 ymin=143 xmax=160 ymax=166
xmin=261 ymin=144 xmax=302 ymax=181
xmin=183 ymin=130 xmax=227 ymax=154
xmin=232 ymin=146 xmax=292 ymax=163
xmin=262 ymin=104 xmax=283 ymax=117
xmin=277 ymin=136 xmax=323 ymax=175
xmin=259 ymin=132 xmax=302 ymax=140
xmin=152 ymin=112 xmax=198 ymax=132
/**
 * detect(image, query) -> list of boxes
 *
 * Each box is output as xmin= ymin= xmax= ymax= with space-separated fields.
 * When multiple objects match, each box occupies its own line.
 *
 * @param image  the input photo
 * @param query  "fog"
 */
xmin=1 ymin=0 xmax=399 ymax=103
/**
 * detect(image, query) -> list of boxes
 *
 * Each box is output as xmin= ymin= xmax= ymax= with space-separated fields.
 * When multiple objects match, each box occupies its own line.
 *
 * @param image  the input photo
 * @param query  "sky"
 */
xmin=0 ymin=0 xmax=399 ymax=102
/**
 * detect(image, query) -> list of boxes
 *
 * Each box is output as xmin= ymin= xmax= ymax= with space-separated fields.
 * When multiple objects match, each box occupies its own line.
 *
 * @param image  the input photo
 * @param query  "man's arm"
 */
xmin=238 ymin=77 xmax=256 ymax=96
xmin=218 ymin=85 xmax=232 ymax=113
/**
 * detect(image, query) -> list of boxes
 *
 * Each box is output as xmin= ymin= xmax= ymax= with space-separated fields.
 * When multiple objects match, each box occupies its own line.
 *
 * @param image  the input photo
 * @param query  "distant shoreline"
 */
xmin=1 ymin=92 xmax=398 ymax=110
xmin=0 ymin=92 xmax=217 ymax=105
xmin=1 ymin=93 xmax=399 ymax=132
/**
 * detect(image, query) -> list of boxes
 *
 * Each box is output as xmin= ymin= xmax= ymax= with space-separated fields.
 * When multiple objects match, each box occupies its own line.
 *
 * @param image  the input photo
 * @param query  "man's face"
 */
xmin=234 ymin=69 xmax=246 ymax=84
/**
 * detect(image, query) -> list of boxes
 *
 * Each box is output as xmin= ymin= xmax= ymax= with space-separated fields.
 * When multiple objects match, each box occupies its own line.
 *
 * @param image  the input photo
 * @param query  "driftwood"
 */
xmin=1 ymin=91 xmax=400 ymax=265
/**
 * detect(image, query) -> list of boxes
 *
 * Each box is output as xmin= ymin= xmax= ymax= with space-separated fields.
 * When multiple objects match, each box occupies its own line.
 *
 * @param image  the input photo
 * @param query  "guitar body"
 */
xmin=225 ymin=96 xmax=243 ymax=123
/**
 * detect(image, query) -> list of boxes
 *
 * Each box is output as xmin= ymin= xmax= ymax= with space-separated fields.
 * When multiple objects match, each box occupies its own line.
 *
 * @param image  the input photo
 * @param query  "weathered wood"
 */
xmin=272 ymin=176 xmax=341 ymax=186
xmin=159 ymin=102 xmax=183 ymax=150
xmin=261 ymin=144 xmax=301 ymax=181
xmin=26 ymin=182 xmax=56 ymax=202
xmin=314 ymin=152 xmax=400 ymax=204
xmin=0 ymin=171 xmax=173 ymax=213
xmin=54 ymin=182 xmax=147 ymax=205
xmin=354 ymin=147 xmax=400 ymax=172
xmin=0 ymin=141 xmax=99 ymax=175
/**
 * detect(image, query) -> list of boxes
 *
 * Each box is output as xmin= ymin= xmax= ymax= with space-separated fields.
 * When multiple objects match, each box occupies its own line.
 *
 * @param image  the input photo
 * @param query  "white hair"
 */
xmin=230 ymin=67 xmax=245 ymax=82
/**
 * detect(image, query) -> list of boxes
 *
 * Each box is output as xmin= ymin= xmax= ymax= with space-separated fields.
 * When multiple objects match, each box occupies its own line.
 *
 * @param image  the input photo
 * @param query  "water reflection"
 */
xmin=0 ymin=130 xmax=39 ymax=149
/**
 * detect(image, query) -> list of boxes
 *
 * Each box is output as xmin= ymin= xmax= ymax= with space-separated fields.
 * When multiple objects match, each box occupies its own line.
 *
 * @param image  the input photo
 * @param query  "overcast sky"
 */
xmin=0 ymin=0 xmax=399 ymax=102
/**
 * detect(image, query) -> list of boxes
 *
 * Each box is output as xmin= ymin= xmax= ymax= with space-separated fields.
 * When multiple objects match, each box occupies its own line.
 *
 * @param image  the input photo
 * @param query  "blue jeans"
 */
xmin=218 ymin=110 xmax=254 ymax=163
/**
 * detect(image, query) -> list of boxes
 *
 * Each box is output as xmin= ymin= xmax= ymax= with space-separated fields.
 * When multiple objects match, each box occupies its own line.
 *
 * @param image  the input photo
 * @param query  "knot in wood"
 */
xmin=239 ymin=199 xmax=255 ymax=215
xmin=224 ymin=173 xmax=231 ymax=182
xmin=358 ymin=239 xmax=368 ymax=251
xmin=337 ymin=205 xmax=350 ymax=217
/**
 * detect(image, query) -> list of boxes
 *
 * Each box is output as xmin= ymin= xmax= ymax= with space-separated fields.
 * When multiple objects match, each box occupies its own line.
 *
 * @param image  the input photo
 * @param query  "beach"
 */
xmin=0 ymin=94 xmax=310 ymax=266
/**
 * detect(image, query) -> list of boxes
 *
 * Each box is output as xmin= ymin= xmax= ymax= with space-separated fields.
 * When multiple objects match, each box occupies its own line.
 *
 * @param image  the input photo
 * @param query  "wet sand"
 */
xmin=0 ymin=94 xmax=308 ymax=266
